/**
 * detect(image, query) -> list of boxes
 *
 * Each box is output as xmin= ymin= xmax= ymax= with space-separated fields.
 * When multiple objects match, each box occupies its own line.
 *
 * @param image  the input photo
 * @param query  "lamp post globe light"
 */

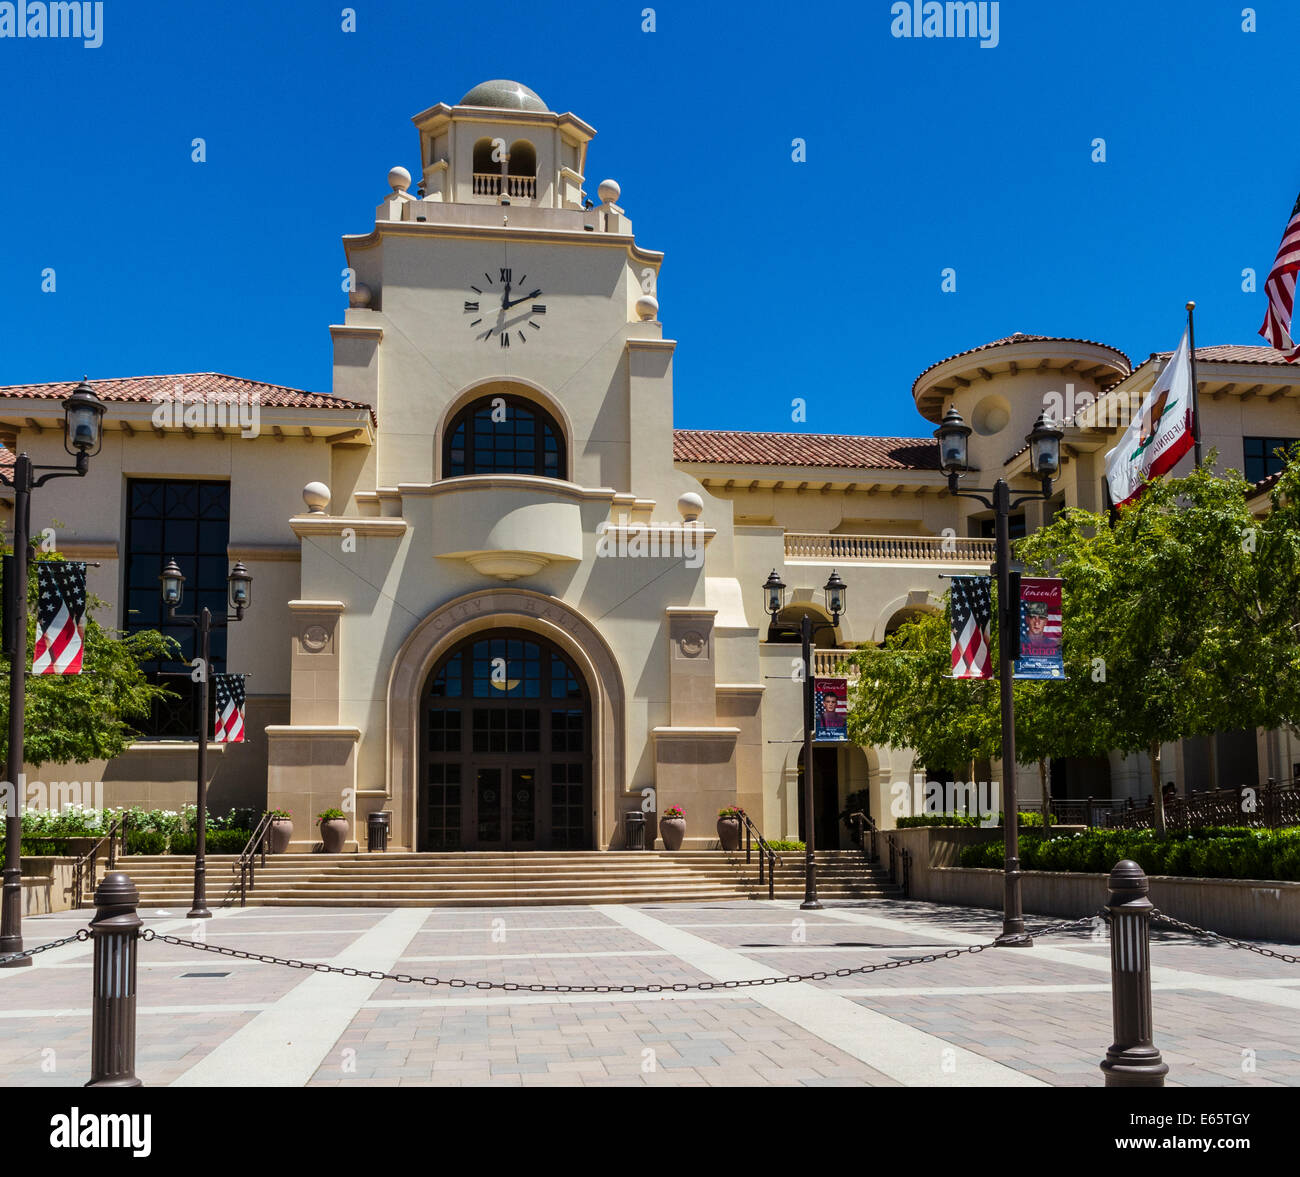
xmin=160 ymin=558 xmax=253 ymax=919
xmin=934 ymin=404 xmax=1063 ymax=947
xmin=0 ymin=381 xmax=108 ymax=967
xmin=762 ymin=569 xmax=846 ymax=910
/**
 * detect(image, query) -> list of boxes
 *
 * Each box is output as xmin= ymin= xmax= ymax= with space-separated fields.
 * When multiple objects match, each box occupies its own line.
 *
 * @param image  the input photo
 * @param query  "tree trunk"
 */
xmin=1039 ymin=757 xmax=1051 ymax=835
xmin=1150 ymin=739 xmax=1167 ymax=837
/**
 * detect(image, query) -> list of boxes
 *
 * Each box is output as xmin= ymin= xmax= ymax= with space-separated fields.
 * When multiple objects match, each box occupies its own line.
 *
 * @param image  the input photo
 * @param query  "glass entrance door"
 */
xmin=422 ymin=630 xmax=591 ymax=851
xmin=472 ymin=764 xmax=539 ymax=850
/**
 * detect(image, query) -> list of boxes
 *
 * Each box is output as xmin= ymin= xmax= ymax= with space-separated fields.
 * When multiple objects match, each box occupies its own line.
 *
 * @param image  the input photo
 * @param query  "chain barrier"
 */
xmin=1151 ymin=909 xmax=1300 ymax=964
xmin=140 ymin=912 xmax=1103 ymax=993
xmin=0 ymin=928 xmax=89 ymax=965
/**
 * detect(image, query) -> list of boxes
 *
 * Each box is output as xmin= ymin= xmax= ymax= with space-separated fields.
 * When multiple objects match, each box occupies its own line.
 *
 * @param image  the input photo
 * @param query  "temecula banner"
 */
xmin=1013 ymin=576 xmax=1063 ymax=680
xmin=814 ymin=678 xmax=847 ymax=742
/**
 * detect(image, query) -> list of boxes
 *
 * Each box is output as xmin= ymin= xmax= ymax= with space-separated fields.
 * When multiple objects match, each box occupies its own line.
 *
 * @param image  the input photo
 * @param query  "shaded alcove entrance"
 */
xmin=420 ymin=630 xmax=592 ymax=850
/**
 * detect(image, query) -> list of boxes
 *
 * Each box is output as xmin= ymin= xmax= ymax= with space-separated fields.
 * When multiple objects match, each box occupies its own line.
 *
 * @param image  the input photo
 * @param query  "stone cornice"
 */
xmin=288 ymin=600 xmax=346 ymax=614
xmin=265 ymin=725 xmax=362 ymax=740
xmin=342 ymin=221 xmax=665 ymax=265
xmin=290 ymin=516 xmax=409 ymax=538
xmin=229 ymin=544 xmax=300 ymax=563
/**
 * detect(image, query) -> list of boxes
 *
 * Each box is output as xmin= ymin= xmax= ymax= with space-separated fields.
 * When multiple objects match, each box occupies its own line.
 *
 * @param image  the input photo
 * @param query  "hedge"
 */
xmin=958 ymin=827 xmax=1300 ymax=881
xmin=897 ymin=811 xmax=1053 ymax=829
xmin=168 ymin=830 xmax=254 ymax=855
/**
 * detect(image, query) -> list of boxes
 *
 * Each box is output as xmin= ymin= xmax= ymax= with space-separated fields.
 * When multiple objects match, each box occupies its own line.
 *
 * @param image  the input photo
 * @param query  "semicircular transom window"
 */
xmin=443 ymin=396 xmax=566 ymax=479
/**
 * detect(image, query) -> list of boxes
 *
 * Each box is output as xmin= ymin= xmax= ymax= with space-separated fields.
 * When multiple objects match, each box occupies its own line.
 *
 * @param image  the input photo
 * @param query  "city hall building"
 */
xmin=2 ymin=80 xmax=1298 ymax=852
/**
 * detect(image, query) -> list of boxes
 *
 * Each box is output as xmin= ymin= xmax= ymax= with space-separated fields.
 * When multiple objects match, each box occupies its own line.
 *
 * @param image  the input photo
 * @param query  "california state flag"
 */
xmin=1105 ymin=328 xmax=1196 ymax=508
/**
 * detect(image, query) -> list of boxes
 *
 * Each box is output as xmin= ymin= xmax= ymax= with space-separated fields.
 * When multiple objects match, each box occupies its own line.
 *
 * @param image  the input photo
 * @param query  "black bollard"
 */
xmin=85 ymin=872 xmax=142 ymax=1088
xmin=1100 ymin=859 xmax=1168 ymax=1087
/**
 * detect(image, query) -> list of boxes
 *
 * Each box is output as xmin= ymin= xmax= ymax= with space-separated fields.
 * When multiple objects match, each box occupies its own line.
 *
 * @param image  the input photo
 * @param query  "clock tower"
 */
xmin=271 ymin=81 xmax=754 ymax=853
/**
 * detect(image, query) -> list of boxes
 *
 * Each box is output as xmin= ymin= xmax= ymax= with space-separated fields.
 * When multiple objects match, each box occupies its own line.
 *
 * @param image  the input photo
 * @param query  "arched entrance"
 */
xmin=420 ymin=629 xmax=592 ymax=850
xmin=797 ymin=746 xmax=843 ymax=850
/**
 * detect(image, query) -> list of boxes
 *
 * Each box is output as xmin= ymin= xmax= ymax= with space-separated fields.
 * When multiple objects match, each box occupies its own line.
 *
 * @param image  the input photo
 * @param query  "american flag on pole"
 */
xmin=948 ymin=576 xmax=992 ymax=679
xmin=213 ymin=673 xmax=246 ymax=743
xmin=32 ymin=561 xmax=87 ymax=675
xmin=1259 ymin=190 xmax=1300 ymax=362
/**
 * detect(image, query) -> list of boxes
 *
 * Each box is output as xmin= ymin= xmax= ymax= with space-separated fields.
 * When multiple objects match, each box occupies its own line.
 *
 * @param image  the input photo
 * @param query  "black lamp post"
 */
xmin=0 ymin=381 xmax=107 ymax=967
xmin=763 ymin=568 xmax=846 ymax=910
xmin=935 ymin=405 xmax=1063 ymax=947
xmin=160 ymin=557 xmax=252 ymax=919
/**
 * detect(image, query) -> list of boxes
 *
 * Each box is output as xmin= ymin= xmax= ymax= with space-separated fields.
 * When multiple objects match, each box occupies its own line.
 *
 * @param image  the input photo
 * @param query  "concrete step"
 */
xmin=99 ymin=848 xmax=903 ymax=908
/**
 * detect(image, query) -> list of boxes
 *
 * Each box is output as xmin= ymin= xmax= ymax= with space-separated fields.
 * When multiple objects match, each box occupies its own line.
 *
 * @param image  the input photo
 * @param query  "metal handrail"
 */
xmin=880 ymin=827 xmax=912 ymax=898
xmin=845 ymin=811 xmax=879 ymax=863
xmin=734 ymin=811 xmax=782 ymax=901
xmin=70 ymin=815 xmax=129 ymax=907
xmin=232 ymin=811 xmax=276 ymax=908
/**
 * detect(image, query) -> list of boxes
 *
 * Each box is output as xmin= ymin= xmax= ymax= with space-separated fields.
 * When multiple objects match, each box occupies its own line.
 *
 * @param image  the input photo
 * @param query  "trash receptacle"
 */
xmin=367 ymin=811 xmax=391 ymax=852
xmin=624 ymin=810 xmax=646 ymax=850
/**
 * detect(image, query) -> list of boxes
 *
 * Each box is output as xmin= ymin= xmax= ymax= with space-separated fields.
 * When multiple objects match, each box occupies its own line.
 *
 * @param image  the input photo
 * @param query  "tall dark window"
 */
xmin=1243 ymin=437 xmax=1297 ymax=485
xmin=443 ymin=396 xmax=565 ymax=479
xmin=124 ymin=480 xmax=231 ymax=739
xmin=978 ymin=515 xmax=1026 ymax=540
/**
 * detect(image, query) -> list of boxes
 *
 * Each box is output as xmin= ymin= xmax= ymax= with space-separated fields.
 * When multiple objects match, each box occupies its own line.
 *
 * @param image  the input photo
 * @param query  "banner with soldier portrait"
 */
xmin=1013 ymin=577 xmax=1064 ymax=680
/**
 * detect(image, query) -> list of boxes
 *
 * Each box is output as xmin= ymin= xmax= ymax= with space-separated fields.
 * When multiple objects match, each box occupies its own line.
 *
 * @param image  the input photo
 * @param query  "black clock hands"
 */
xmin=501 ymin=289 xmax=542 ymax=311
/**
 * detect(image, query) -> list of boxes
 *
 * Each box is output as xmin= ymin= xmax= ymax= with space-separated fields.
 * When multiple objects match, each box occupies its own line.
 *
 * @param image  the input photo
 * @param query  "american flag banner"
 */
xmin=213 ymin=673 xmax=247 ymax=743
xmin=948 ymin=576 xmax=992 ymax=679
xmin=1259 ymin=190 xmax=1300 ymax=362
xmin=33 ymin=561 xmax=87 ymax=675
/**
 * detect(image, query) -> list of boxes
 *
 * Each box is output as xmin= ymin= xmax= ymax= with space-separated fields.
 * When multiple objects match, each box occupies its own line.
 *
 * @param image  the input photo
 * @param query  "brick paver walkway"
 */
xmin=3 ymin=899 xmax=1297 ymax=1086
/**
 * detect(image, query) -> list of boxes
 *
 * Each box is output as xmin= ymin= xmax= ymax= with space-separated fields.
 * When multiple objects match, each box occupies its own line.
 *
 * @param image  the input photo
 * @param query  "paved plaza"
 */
xmin=3 ymin=898 xmax=1298 ymax=1087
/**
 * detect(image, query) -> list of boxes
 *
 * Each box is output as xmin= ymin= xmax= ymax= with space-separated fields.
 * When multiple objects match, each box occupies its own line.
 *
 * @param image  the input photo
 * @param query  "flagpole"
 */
xmin=1186 ymin=300 xmax=1203 ymax=469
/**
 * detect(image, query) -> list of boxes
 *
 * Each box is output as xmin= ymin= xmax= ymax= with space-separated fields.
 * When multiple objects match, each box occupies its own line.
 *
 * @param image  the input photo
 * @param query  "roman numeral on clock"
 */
xmin=500 ymin=268 xmax=512 ymax=283
xmin=500 ymin=333 xmax=510 ymax=348
xmin=532 ymin=304 xmax=546 ymax=314
xmin=464 ymin=301 xmax=479 ymax=312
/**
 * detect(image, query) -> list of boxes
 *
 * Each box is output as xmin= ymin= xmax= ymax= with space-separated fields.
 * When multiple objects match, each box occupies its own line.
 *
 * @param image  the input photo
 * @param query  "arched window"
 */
xmin=472 ymin=137 xmax=500 ymax=196
xmin=443 ymin=395 xmax=566 ymax=479
xmin=507 ymin=139 xmax=537 ymax=199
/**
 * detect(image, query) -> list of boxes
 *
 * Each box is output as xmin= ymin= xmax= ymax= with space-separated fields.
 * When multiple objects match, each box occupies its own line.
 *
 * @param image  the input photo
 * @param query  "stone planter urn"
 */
xmin=716 ymin=815 xmax=742 ymax=851
xmin=267 ymin=818 xmax=293 ymax=855
xmin=659 ymin=816 xmax=685 ymax=851
xmin=319 ymin=818 xmax=349 ymax=854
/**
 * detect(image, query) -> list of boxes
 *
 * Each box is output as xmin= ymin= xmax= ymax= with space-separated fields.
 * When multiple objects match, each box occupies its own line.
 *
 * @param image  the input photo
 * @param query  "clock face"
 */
xmin=464 ymin=267 xmax=546 ymax=349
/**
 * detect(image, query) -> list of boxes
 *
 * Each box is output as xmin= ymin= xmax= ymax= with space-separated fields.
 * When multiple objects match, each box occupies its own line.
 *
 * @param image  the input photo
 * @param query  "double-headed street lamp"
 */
xmin=935 ymin=405 xmax=1064 ymax=947
xmin=159 ymin=557 xmax=252 ymax=919
xmin=762 ymin=568 xmax=847 ymax=910
xmin=0 ymin=382 xmax=108 ymax=967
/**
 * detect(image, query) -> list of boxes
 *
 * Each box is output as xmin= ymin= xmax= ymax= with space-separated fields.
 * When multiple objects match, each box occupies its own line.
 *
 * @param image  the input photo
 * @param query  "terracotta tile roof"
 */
xmin=0 ymin=373 xmax=374 ymax=418
xmin=912 ymin=333 xmax=1131 ymax=395
xmin=1150 ymin=344 xmax=1299 ymax=366
xmin=1248 ymin=469 xmax=1285 ymax=498
xmin=673 ymin=429 xmax=939 ymax=471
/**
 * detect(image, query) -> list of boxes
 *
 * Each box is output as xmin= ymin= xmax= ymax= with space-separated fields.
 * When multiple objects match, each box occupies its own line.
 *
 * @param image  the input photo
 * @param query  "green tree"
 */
xmin=0 ymin=553 xmax=178 ymax=768
xmin=848 ymin=604 xmax=998 ymax=788
xmin=1017 ymin=456 xmax=1300 ymax=834
xmin=848 ymin=595 xmax=1105 ymax=825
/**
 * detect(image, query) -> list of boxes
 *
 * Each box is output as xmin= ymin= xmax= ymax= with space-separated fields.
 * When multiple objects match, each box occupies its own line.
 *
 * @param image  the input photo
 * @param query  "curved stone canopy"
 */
xmin=459 ymin=79 xmax=548 ymax=112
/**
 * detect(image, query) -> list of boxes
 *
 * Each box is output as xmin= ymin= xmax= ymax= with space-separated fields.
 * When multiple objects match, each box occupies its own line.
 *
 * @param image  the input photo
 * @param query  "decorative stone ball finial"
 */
xmin=597 ymin=178 xmax=621 ymax=206
xmin=303 ymin=482 xmax=331 ymax=515
xmin=352 ymin=284 xmax=372 ymax=308
xmin=388 ymin=166 xmax=412 ymax=194
xmin=676 ymin=492 xmax=703 ymax=522
xmin=635 ymin=295 xmax=659 ymax=322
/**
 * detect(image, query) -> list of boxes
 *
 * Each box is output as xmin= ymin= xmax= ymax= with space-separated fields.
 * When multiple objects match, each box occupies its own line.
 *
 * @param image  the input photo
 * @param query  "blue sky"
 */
xmin=1 ymin=0 xmax=1296 ymax=438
